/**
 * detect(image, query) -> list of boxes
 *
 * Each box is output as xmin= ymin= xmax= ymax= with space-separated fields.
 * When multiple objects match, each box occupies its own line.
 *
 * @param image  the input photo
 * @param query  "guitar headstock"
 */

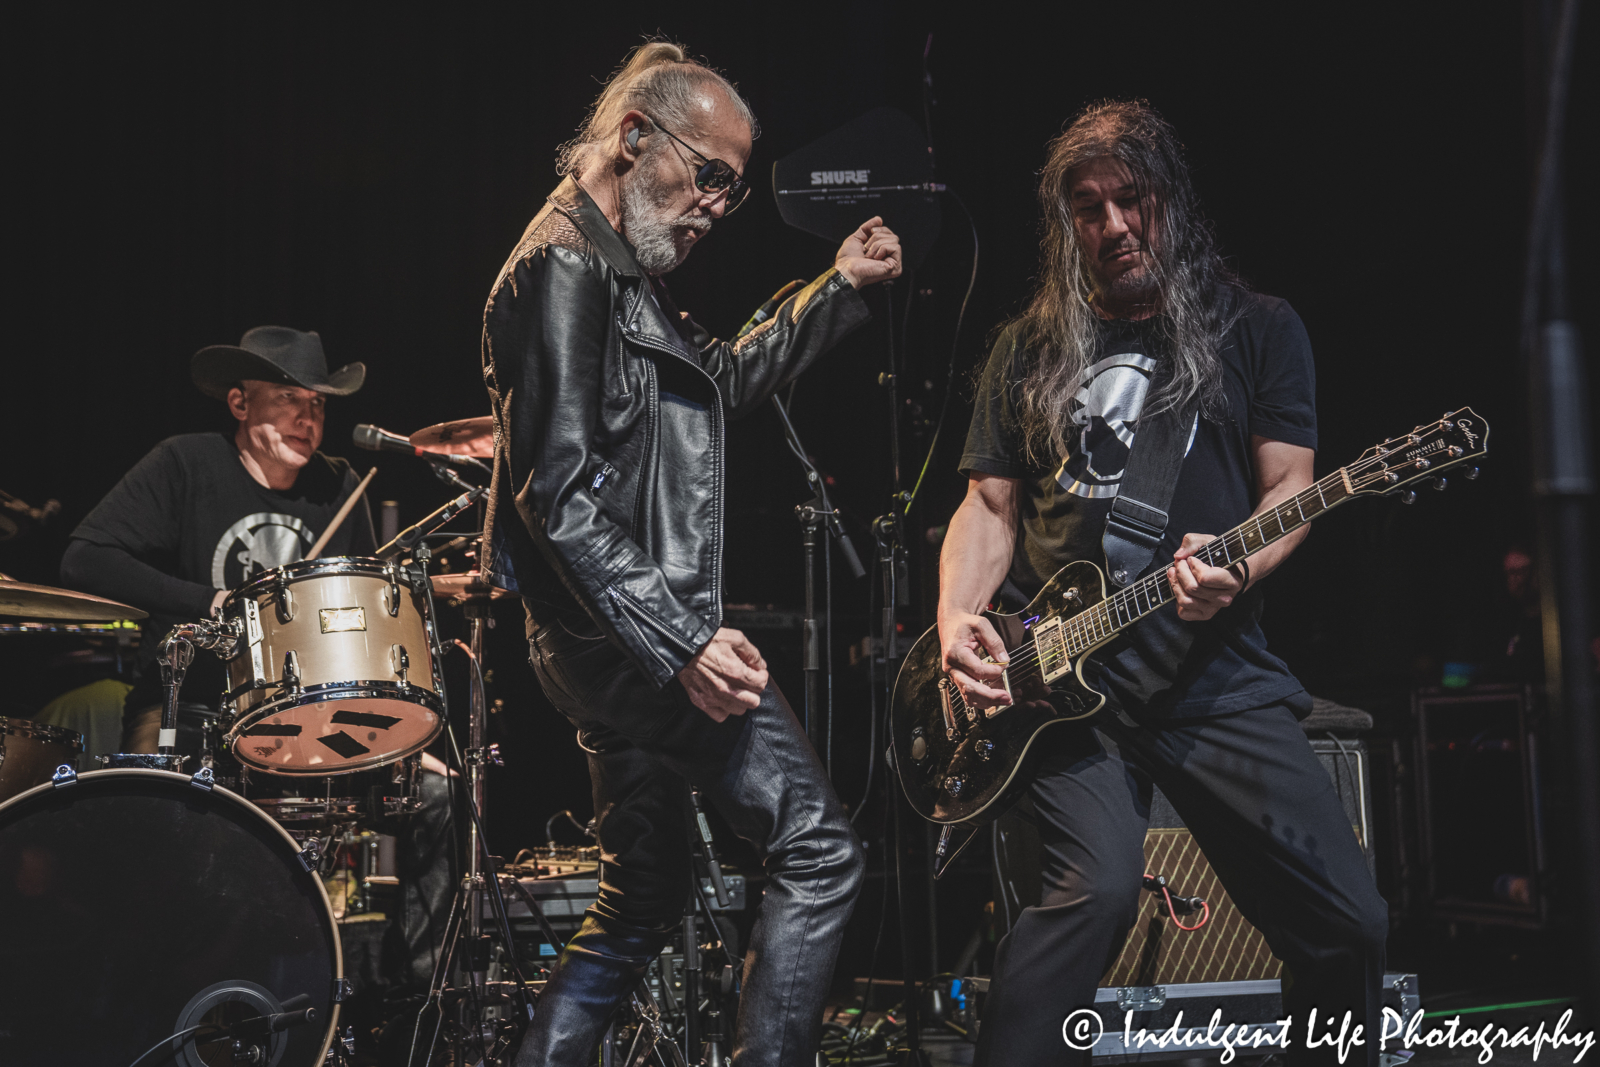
xmin=1345 ymin=407 xmax=1490 ymax=500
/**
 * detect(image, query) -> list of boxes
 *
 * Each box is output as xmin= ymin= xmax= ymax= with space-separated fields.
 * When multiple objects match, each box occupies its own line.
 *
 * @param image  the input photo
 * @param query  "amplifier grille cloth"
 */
xmin=1100 ymin=828 xmax=1283 ymax=986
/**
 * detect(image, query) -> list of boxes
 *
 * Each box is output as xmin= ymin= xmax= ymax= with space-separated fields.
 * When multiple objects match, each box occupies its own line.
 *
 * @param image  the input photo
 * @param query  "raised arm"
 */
xmin=696 ymin=218 xmax=900 ymax=417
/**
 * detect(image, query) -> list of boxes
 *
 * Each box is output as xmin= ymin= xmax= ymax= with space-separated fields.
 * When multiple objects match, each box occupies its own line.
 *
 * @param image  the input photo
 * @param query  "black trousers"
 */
xmin=515 ymin=621 xmax=865 ymax=1067
xmin=975 ymin=703 xmax=1388 ymax=1067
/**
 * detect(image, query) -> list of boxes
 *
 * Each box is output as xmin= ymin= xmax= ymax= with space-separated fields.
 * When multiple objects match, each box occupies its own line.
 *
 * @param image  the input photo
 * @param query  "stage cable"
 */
xmin=905 ymin=188 xmax=979 ymax=512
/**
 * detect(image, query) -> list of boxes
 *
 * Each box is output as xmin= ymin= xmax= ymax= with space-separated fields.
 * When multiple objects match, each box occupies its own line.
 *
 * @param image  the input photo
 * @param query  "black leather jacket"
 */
xmin=483 ymin=178 xmax=871 ymax=688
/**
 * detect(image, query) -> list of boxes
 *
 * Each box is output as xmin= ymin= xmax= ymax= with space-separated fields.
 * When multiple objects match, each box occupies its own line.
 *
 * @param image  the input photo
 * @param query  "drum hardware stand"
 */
xmin=388 ymin=497 xmax=541 ymax=1065
xmin=770 ymin=385 xmax=865 ymax=770
xmin=101 ymin=618 xmax=240 ymax=773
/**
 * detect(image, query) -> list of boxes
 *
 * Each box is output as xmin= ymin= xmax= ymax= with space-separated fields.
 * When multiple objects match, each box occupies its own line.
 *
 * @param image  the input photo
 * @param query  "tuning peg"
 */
xmin=1398 ymin=490 xmax=1417 ymax=505
xmin=1431 ymin=477 xmax=1448 ymax=491
xmin=1465 ymin=466 xmax=1480 ymax=480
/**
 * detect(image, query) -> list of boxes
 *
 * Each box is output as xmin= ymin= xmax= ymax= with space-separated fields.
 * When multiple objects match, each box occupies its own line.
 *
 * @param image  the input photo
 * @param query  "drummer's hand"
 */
xmin=209 ymin=590 xmax=227 ymax=616
xmin=678 ymin=628 xmax=768 ymax=722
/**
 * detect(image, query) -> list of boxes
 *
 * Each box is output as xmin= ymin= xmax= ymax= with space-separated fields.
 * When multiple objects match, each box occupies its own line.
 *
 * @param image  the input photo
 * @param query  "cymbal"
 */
xmin=0 ymin=578 xmax=148 ymax=621
xmin=430 ymin=572 xmax=512 ymax=602
xmin=411 ymin=417 xmax=493 ymax=458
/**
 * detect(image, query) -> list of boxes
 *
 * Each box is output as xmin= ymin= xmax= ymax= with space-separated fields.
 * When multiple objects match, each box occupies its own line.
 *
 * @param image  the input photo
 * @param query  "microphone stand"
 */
xmin=767 ymin=395 xmax=864 ymax=769
xmin=741 ymin=280 xmax=866 ymax=767
xmin=871 ymin=280 xmax=928 ymax=1066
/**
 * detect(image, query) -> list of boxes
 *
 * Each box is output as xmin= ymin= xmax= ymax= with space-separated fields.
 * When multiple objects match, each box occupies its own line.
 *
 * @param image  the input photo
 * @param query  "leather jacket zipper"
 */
xmin=592 ymin=463 xmax=618 ymax=492
xmin=605 ymin=588 xmax=678 ymax=675
xmin=606 ymin=585 xmax=699 ymax=656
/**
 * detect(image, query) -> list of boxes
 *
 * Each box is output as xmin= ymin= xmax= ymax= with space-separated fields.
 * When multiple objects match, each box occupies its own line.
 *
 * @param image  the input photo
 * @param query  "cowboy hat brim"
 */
xmin=191 ymin=347 xmax=366 ymax=400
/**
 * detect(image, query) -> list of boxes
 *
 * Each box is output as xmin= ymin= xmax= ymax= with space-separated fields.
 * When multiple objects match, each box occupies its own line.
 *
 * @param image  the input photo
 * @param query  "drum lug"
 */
xmin=297 ymin=839 xmax=322 ymax=873
xmin=331 ymin=977 xmax=354 ymax=1004
xmin=50 ymin=764 xmax=78 ymax=788
xmin=274 ymin=572 xmax=295 ymax=624
xmin=392 ymin=644 xmax=411 ymax=689
xmin=189 ymin=766 xmax=215 ymax=792
xmin=282 ymin=650 xmax=302 ymax=699
xmin=384 ymin=563 xmax=402 ymax=617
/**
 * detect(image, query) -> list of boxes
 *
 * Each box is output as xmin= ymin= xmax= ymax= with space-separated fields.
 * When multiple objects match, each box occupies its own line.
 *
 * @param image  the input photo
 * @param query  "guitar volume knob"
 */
xmin=944 ymin=775 xmax=965 ymax=797
xmin=976 ymin=740 xmax=994 ymax=761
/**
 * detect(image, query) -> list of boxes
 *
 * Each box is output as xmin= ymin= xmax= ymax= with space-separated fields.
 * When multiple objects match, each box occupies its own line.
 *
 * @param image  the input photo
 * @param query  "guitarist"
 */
xmin=939 ymin=101 xmax=1387 ymax=1066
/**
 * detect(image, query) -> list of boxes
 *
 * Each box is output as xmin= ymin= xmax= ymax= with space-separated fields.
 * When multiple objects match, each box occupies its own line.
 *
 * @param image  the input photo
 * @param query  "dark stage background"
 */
xmin=7 ymin=2 xmax=1597 ymax=993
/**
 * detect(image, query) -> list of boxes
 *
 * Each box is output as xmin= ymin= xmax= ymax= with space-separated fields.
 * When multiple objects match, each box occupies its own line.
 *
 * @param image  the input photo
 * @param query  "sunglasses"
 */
xmin=648 ymin=118 xmax=750 ymax=214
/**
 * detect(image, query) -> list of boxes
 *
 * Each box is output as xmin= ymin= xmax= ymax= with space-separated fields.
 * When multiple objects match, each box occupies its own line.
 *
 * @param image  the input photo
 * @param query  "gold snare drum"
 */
xmin=222 ymin=557 xmax=443 ymax=776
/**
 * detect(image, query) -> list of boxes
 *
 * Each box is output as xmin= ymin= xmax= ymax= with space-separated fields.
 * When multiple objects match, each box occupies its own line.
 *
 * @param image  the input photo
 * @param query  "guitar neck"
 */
xmin=1061 ymin=466 xmax=1354 ymax=656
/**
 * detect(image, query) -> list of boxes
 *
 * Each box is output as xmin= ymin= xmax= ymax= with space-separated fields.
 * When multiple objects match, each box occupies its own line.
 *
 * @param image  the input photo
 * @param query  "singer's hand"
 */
xmin=678 ymin=628 xmax=768 ymax=722
xmin=835 ymin=217 xmax=903 ymax=288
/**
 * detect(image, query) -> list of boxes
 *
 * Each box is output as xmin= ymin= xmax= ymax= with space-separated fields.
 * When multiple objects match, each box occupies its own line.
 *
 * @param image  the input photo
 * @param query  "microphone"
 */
xmin=353 ymin=423 xmax=419 ymax=455
xmin=737 ymin=280 xmax=807 ymax=338
xmin=354 ymin=424 xmax=488 ymax=472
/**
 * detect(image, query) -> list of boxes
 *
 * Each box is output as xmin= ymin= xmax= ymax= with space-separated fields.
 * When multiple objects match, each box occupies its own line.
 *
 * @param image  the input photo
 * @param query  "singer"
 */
xmin=482 ymin=40 xmax=901 ymax=1067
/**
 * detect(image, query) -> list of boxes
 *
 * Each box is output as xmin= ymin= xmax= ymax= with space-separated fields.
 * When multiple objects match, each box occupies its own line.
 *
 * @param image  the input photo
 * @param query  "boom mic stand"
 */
xmin=741 ymin=281 xmax=866 ymax=766
xmin=768 ymin=395 xmax=865 ymax=767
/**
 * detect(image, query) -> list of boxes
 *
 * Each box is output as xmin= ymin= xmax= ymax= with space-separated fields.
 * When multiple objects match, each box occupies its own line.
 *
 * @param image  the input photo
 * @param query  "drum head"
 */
xmin=0 ymin=770 xmax=339 ymax=1066
xmin=232 ymin=689 xmax=442 ymax=775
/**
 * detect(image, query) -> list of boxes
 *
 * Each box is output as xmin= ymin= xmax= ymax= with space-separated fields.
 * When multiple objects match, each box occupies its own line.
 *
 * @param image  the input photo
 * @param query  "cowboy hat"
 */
xmin=191 ymin=325 xmax=365 ymax=400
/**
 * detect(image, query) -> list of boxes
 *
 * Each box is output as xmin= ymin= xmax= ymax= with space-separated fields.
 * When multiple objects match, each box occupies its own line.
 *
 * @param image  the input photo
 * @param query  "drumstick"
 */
xmin=305 ymin=466 xmax=378 ymax=560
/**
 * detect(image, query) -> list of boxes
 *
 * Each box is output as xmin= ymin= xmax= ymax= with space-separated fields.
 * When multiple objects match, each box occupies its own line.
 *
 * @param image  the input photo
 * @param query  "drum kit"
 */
xmin=0 ymin=417 xmax=570 ymax=1067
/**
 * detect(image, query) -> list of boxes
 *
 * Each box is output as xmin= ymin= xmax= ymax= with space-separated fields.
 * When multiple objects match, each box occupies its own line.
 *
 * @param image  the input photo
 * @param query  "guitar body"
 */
xmin=890 ymin=560 xmax=1111 ymax=826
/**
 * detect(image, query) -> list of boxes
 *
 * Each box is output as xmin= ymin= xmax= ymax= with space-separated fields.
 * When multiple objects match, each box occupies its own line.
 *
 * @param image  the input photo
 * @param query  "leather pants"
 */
xmin=515 ymin=621 xmax=865 ymax=1067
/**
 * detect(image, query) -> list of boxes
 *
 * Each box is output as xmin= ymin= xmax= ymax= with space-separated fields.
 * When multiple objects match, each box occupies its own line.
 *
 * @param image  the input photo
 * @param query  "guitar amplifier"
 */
xmin=994 ymin=737 xmax=1374 ymax=987
xmin=972 ymin=737 xmax=1390 ymax=1057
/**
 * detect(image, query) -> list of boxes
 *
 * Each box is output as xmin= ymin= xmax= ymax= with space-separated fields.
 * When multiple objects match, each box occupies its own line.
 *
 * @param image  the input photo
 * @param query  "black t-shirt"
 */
xmin=66 ymin=433 xmax=376 ymax=711
xmin=959 ymin=287 xmax=1317 ymax=718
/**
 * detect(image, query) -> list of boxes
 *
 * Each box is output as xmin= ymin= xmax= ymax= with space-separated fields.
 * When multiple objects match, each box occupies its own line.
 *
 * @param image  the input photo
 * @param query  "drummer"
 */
xmin=61 ymin=326 xmax=376 ymax=752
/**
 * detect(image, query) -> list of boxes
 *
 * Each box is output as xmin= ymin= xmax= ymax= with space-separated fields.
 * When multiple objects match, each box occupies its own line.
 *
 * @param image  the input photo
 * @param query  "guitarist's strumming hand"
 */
xmin=1168 ymin=533 xmax=1247 ymax=622
xmin=939 ymin=613 xmax=1013 ymax=709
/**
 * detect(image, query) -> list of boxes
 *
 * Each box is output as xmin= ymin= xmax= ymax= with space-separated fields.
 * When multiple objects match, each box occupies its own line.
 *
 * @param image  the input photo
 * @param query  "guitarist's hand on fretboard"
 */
xmin=938 ymin=612 xmax=1012 ymax=709
xmin=1168 ymin=533 xmax=1247 ymax=622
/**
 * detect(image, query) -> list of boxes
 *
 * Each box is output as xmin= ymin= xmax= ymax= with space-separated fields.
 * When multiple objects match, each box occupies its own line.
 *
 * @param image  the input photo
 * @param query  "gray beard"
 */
xmin=1092 ymin=249 xmax=1161 ymax=307
xmin=621 ymin=161 xmax=711 ymax=275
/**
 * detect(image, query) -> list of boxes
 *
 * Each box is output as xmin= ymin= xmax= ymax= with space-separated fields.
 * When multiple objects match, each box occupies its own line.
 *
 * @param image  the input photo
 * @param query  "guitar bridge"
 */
xmin=1031 ymin=617 xmax=1071 ymax=684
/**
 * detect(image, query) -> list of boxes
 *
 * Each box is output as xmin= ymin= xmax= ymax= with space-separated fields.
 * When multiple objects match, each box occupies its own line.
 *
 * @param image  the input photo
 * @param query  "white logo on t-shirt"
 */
xmin=1055 ymin=351 xmax=1196 ymax=499
xmin=210 ymin=513 xmax=314 ymax=589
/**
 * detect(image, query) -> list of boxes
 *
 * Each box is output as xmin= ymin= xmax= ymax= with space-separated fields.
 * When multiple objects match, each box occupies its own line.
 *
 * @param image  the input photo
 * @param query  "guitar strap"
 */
xmin=1100 ymin=392 xmax=1199 ymax=588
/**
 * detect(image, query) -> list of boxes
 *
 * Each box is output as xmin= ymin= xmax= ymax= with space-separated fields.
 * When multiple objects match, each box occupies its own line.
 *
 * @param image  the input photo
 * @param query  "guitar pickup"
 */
xmin=1031 ymin=617 xmax=1072 ymax=684
xmin=939 ymin=679 xmax=959 ymax=740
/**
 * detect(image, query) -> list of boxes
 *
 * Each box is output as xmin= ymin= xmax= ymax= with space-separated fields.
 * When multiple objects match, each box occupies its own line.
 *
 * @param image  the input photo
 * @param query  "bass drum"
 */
xmin=0 ymin=769 xmax=340 ymax=1066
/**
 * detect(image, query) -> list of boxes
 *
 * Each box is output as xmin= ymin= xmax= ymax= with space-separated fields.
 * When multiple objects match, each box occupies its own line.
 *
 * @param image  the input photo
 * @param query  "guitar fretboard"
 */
xmin=1058 ymin=467 xmax=1354 ymax=657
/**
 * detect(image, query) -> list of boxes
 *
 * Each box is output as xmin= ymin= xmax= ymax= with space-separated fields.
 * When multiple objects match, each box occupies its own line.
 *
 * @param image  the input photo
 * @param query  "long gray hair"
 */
xmin=559 ymin=40 xmax=758 ymax=179
xmin=1010 ymin=100 xmax=1239 ymax=467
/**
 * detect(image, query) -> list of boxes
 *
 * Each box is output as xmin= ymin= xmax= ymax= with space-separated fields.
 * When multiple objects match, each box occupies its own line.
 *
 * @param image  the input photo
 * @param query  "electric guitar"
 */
xmin=890 ymin=408 xmax=1489 ymax=827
